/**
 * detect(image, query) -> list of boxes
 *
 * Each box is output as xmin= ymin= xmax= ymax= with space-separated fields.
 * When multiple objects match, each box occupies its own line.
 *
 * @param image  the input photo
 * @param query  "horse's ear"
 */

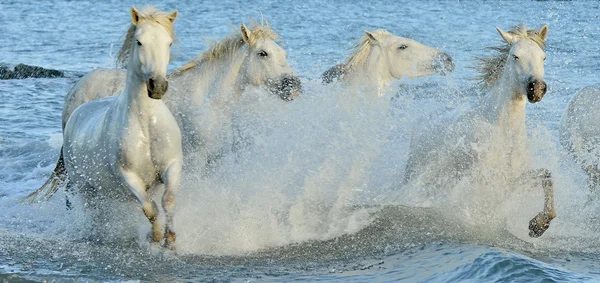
xmin=365 ymin=31 xmax=378 ymax=43
xmin=131 ymin=7 xmax=143 ymax=26
xmin=167 ymin=10 xmax=178 ymax=24
xmin=538 ymin=24 xmax=549 ymax=41
xmin=241 ymin=23 xmax=253 ymax=45
xmin=496 ymin=27 xmax=514 ymax=44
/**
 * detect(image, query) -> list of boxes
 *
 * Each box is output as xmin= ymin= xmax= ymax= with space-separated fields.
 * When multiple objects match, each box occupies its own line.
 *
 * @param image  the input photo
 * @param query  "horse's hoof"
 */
xmin=163 ymin=231 xmax=176 ymax=250
xmin=147 ymin=229 xmax=162 ymax=243
xmin=528 ymin=213 xmax=553 ymax=238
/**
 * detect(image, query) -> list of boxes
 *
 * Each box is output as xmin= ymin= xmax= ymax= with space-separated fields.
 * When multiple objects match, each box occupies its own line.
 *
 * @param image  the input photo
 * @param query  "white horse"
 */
xmin=403 ymin=24 xmax=555 ymax=238
xmin=321 ymin=29 xmax=454 ymax=96
xmin=166 ymin=22 xmax=301 ymax=161
xmin=560 ymin=86 xmax=600 ymax=192
xmin=35 ymin=7 xmax=181 ymax=248
xmin=28 ymin=22 xmax=300 ymax=200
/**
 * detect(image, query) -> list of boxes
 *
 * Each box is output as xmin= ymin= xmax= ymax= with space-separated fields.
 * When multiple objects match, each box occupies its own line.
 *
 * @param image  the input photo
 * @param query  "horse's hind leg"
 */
xmin=120 ymin=171 xmax=162 ymax=243
xmin=65 ymin=179 xmax=74 ymax=210
xmin=160 ymin=161 xmax=182 ymax=249
xmin=523 ymin=168 xmax=557 ymax=238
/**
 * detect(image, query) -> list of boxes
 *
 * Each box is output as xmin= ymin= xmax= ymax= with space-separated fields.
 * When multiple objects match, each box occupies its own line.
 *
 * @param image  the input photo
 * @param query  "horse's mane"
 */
xmin=475 ymin=24 xmax=546 ymax=89
xmin=116 ymin=6 xmax=177 ymax=68
xmin=346 ymin=29 xmax=392 ymax=69
xmin=170 ymin=22 xmax=280 ymax=77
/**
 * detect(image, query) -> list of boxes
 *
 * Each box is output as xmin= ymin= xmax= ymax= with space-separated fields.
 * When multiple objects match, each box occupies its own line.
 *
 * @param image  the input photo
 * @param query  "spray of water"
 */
xmin=1 ymin=78 xmax=599 ymax=257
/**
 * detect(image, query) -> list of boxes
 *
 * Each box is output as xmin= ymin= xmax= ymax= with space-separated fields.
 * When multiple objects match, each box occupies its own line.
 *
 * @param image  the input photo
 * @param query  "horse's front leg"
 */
xmin=160 ymin=161 xmax=182 ymax=249
xmin=120 ymin=170 xmax=162 ymax=243
xmin=522 ymin=168 xmax=557 ymax=238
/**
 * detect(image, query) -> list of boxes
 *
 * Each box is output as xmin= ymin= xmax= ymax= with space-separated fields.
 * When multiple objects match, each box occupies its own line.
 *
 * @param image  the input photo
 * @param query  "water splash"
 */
xmin=0 ymin=78 xmax=599 ymax=260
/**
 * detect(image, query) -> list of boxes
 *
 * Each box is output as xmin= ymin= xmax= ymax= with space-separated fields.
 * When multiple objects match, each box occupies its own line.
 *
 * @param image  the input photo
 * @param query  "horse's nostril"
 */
xmin=284 ymin=77 xmax=296 ymax=86
xmin=148 ymin=78 xmax=155 ymax=91
xmin=434 ymin=53 xmax=454 ymax=74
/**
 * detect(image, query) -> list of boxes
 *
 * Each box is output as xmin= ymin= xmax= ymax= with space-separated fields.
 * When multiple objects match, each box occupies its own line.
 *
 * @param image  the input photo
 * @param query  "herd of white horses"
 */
xmin=22 ymin=6 xmax=600 ymax=249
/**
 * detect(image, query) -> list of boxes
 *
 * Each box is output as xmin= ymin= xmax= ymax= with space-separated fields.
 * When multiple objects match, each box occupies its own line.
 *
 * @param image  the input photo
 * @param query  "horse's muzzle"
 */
xmin=526 ymin=79 xmax=547 ymax=103
xmin=147 ymin=77 xmax=169 ymax=100
xmin=267 ymin=75 xmax=302 ymax=101
xmin=433 ymin=53 xmax=455 ymax=76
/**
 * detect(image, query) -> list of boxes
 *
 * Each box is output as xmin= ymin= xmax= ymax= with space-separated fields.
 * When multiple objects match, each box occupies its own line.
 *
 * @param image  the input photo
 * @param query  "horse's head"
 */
xmin=239 ymin=23 xmax=301 ymax=101
xmin=497 ymin=24 xmax=548 ymax=103
xmin=128 ymin=7 xmax=177 ymax=100
xmin=364 ymin=30 xmax=454 ymax=80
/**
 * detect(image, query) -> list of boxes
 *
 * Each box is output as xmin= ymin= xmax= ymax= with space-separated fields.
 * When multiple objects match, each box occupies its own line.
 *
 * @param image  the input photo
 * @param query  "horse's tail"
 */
xmin=24 ymin=147 xmax=67 ymax=203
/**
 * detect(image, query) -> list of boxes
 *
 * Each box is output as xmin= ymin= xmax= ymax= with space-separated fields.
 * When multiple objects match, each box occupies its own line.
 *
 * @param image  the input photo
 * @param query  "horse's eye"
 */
xmin=137 ymin=40 xmax=142 ymax=46
xmin=513 ymin=55 xmax=519 ymax=61
xmin=398 ymin=45 xmax=408 ymax=50
xmin=169 ymin=42 xmax=173 ymax=47
xmin=543 ymin=56 xmax=547 ymax=61
xmin=258 ymin=50 xmax=268 ymax=57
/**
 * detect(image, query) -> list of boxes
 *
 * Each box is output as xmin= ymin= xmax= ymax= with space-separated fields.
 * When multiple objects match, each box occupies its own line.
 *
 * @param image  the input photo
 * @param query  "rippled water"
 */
xmin=1 ymin=0 xmax=600 ymax=282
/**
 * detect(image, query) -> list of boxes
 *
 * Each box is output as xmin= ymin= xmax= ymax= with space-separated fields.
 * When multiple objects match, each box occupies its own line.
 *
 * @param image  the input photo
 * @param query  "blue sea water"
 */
xmin=1 ymin=0 xmax=600 ymax=282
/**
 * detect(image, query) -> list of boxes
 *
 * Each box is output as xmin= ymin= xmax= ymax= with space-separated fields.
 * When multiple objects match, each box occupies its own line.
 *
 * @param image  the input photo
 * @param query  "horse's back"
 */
xmin=560 ymin=86 xmax=600 ymax=161
xmin=64 ymin=97 xmax=115 ymax=150
xmin=62 ymin=68 xmax=126 ymax=129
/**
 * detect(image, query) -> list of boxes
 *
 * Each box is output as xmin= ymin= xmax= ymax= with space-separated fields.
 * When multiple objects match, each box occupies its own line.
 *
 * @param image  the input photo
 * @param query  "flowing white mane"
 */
xmin=346 ymin=29 xmax=391 ymax=69
xmin=170 ymin=22 xmax=280 ymax=77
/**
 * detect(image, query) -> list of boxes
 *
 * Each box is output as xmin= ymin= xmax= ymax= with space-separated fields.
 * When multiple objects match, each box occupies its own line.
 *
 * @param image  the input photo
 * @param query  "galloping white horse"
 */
xmin=404 ymin=24 xmax=555 ymax=238
xmin=560 ymin=86 xmax=600 ymax=191
xmin=34 ymin=7 xmax=181 ymax=248
xmin=321 ymin=29 xmax=454 ymax=96
xmin=166 ymin=22 xmax=301 ymax=159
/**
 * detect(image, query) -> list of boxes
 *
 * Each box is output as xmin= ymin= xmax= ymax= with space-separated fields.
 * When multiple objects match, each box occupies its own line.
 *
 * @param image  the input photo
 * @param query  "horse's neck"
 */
xmin=180 ymin=53 xmax=246 ymax=112
xmin=478 ymin=77 xmax=529 ymax=161
xmin=345 ymin=48 xmax=393 ymax=96
xmin=117 ymin=70 xmax=160 ymax=125
xmin=215 ymin=53 xmax=246 ymax=105
xmin=482 ymin=77 xmax=527 ymax=129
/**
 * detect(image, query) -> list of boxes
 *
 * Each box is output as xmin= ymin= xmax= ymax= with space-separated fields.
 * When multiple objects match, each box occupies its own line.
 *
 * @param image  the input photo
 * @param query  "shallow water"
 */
xmin=1 ymin=0 xmax=600 ymax=282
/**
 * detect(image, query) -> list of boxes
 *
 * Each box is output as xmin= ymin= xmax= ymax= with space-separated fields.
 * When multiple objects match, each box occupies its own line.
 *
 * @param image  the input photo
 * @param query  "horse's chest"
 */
xmin=119 ymin=121 xmax=177 ymax=168
xmin=118 ymin=127 xmax=158 ymax=173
